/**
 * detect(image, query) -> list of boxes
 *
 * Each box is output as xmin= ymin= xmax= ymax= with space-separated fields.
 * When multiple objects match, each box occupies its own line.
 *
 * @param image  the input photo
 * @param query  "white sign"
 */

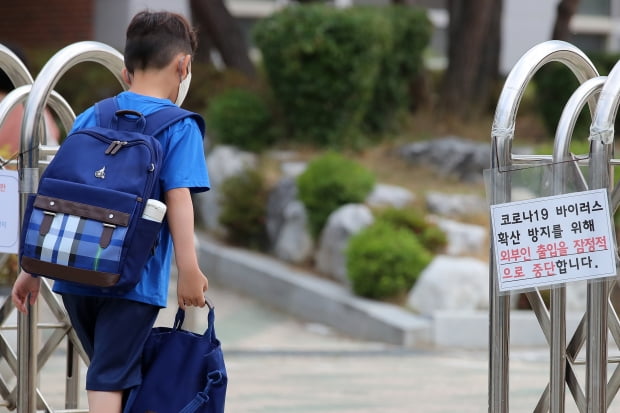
xmin=490 ymin=188 xmax=617 ymax=292
xmin=0 ymin=170 xmax=19 ymax=254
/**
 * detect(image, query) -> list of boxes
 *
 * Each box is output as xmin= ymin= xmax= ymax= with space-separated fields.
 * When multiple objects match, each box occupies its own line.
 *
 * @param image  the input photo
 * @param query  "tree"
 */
xmin=552 ymin=0 xmax=581 ymax=40
xmin=189 ymin=0 xmax=256 ymax=79
xmin=440 ymin=0 xmax=503 ymax=119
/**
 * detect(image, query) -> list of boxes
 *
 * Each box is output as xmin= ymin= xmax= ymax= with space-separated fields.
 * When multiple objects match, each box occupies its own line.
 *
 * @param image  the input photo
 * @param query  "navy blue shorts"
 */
xmin=61 ymin=294 xmax=159 ymax=391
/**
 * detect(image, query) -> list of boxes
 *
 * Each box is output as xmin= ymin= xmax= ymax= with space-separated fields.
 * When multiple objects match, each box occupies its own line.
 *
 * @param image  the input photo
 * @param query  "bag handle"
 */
xmin=172 ymin=297 xmax=216 ymax=340
xmin=95 ymin=97 xmax=206 ymax=138
xmin=111 ymin=109 xmax=147 ymax=133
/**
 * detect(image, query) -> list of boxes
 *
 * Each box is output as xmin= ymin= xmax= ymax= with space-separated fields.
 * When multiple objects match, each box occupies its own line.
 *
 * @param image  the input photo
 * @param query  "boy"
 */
xmin=11 ymin=10 xmax=209 ymax=413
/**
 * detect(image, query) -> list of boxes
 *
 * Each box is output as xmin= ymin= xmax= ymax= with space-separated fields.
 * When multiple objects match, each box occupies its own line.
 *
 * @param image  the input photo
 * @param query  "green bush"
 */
xmin=218 ymin=168 xmax=268 ymax=249
xmin=253 ymin=5 xmax=431 ymax=147
xmin=253 ymin=5 xmax=388 ymax=147
xmin=363 ymin=6 xmax=431 ymax=133
xmin=297 ymin=152 xmax=375 ymax=238
xmin=376 ymin=207 xmax=447 ymax=253
xmin=206 ymin=89 xmax=276 ymax=152
xmin=533 ymin=52 xmax=620 ymax=140
xmin=346 ymin=221 xmax=432 ymax=299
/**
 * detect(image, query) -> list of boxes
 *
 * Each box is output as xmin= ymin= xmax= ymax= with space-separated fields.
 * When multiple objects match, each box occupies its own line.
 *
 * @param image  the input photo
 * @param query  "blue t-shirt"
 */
xmin=52 ymin=92 xmax=210 ymax=307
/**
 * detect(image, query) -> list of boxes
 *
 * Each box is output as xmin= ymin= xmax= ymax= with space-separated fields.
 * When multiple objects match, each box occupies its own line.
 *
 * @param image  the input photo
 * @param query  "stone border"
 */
xmin=196 ymin=234 xmax=431 ymax=347
xmin=197 ymin=234 xmax=589 ymax=350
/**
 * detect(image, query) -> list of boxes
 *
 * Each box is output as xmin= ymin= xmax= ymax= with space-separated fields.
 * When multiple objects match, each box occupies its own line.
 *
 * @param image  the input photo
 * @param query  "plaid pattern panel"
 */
xmin=23 ymin=209 xmax=128 ymax=274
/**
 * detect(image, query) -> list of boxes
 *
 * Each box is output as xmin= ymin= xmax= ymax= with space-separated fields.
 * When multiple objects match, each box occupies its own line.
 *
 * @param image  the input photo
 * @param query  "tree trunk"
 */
xmin=475 ymin=0 xmax=503 ymax=109
xmin=190 ymin=0 xmax=256 ymax=79
xmin=552 ymin=0 xmax=581 ymax=40
xmin=440 ymin=0 xmax=501 ymax=119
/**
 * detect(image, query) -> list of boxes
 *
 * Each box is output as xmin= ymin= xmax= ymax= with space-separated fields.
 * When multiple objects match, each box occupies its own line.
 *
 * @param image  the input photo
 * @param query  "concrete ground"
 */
xmin=2 ymin=281 xmax=612 ymax=413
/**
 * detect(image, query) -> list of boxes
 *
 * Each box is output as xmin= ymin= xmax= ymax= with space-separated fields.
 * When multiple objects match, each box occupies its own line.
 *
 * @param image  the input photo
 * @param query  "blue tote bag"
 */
xmin=125 ymin=303 xmax=227 ymax=413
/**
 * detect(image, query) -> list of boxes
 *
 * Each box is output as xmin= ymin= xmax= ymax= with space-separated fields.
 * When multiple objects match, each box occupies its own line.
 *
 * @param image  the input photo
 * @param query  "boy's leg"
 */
xmin=61 ymin=294 xmax=159 ymax=410
xmin=88 ymin=390 xmax=123 ymax=413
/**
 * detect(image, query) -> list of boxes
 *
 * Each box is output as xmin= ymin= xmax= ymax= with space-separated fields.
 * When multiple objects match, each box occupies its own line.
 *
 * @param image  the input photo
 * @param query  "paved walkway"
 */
xmin=1 ymin=282 xmax=613 ymax=412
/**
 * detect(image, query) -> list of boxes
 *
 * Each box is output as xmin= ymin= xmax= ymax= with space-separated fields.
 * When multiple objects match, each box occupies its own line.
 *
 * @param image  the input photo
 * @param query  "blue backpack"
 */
xmin=19 ymin=97 xmax=205 ymax=292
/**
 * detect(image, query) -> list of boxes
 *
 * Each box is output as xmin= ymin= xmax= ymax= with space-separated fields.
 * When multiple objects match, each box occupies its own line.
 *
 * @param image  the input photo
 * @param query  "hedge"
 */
xmin=253 ymin=5 xmax=431 ymax=148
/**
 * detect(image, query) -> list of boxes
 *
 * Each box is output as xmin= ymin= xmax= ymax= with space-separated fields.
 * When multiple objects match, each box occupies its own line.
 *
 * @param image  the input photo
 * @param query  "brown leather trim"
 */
xmin=34 ymin=195 xmax=129 ymax=226
xmin=21 ymin=256 xmax=119 ymax=287
xmin=100 ymin=225 xmax=114 ymax=249
xmin=40 ymin=213 xmax=54 ymax=236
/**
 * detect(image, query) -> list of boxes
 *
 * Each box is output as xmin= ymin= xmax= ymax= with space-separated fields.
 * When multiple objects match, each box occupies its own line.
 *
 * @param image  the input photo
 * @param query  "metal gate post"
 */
xmin=16 ymin=305 xmax=37 ymax=412
xmin=490 ymin=40 xmax=598 ymax=413
xmin=583 ymin=55 xmax=620 ymax=412
xmin=551 ymin=75 xmax=606 ymax=412
xmin=13 ymin=41 xmax=125 ymax=413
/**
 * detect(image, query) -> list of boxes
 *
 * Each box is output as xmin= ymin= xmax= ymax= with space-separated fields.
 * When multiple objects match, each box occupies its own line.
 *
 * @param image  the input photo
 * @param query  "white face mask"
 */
xmin=175 ymin=71 xmax=192 ymax=106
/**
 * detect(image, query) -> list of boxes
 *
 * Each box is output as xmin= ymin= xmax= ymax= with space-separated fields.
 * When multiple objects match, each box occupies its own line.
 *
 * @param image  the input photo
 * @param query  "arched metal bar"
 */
xmin=0 ymin=85 xmax=75 ymax=135
xmin=0 ymin=44 xmax=33 ymax=87
xmin=0 ymin=86 xmax=74 ymax=170
xmin=490 ymin=40 xmax=599 ymax=413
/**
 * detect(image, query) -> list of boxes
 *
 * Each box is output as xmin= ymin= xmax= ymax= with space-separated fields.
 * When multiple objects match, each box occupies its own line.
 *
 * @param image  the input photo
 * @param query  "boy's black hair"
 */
xmin=124 ymin=11 xmax=197 ymax=74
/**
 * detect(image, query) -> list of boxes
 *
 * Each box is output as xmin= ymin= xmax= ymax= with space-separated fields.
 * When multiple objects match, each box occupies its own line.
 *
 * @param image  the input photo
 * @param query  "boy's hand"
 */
xmin=177 ymin=268 xmax=208 ymax=310
xmin=11 ymin=270 xmax=41 ymax=314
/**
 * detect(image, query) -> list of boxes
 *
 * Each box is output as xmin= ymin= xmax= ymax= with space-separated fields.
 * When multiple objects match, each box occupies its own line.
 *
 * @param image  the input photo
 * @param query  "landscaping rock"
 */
xmin=365 ymin=183 xmax=415 ymax=209
xmin=273 ymin=200 xmax=314 ymax=264
xmin=194 ymin=145 xmax=257 ymax=234
xmin=266 ymin=177 xmax=298 ymax=244
xmin=430 ymin=217 xmax=487 ymax=257
xmin=425 ymin=191 xmax=488 ymax=217
xmin=398 ymin=136 xmax=490 ymax=182
xmin=315 ymin=204 xmax=374 ymax=284
xmin=280 ymin=161 xmax=307 ymax=178
xmin=407 ymin=255 xmax=489 ymax=315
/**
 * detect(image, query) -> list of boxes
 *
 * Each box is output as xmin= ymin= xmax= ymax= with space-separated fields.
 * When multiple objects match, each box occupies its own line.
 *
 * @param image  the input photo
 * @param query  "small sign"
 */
xmin=0 ymin=170 xmax=19 ymax=254
xmin=490 ymin=188 xmax=617 ymax=292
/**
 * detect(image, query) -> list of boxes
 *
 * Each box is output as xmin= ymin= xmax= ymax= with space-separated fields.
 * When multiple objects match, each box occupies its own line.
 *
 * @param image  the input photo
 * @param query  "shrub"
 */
xmin=253 ymin=5 xmax=388 ymax=147
xmin=206 ymin=89 xmax=275 ymax=152
xmin=346 ymin=221 xmax=432 ymax=299
xmin=376 ymin=207 xmax=447 ymax=253
xmin=188 ymin=62 xmax=255 ymax=114
xmin=253 ymin=5 xmax=431 ymax=147
xmin=218 ymin=168 xmax=268 ymax=249
xmin=297 ymin=152 xmax=375 ymax=238
xmin=363 ymin=6 xmax=431 ymax=133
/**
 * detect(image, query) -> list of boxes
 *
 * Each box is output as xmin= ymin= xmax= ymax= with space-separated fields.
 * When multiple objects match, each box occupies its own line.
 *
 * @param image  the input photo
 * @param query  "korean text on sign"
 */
xmin=490 ymin=188 xmax=616 ymax=292
xmin=0 ymin=170 xmax=19 ymax=254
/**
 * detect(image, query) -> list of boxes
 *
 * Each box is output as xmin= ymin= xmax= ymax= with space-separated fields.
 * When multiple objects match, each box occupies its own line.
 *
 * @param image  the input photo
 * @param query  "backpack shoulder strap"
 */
xmin=144 ymin=106 xmax=206 ymax=138
xmin=94 ymin=97 xmax=119 ymax=129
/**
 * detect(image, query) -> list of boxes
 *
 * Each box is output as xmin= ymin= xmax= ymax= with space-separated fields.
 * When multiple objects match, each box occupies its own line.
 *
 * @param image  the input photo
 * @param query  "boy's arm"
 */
xmin=165 ymin=187 xmax=209 ymax=309
xmin=11 ymin=270 xmax=41 ymax=314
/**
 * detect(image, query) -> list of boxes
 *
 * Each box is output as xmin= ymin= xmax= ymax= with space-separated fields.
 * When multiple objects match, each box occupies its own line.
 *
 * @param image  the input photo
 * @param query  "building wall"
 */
xmin=501 ymin=0 xmax=559 ymax=75
xmin=0 ymin=0 xmax=94 ymax=49
xmin=95 ymin=0 xmax=191 ymax=50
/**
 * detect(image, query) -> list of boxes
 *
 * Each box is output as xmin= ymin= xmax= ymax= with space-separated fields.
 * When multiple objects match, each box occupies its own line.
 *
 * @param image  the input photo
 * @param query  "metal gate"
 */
xmin=489 ymin=40 xmax=620 ymax=412
xmin=0 ymin=41 xmax=126 ymax=412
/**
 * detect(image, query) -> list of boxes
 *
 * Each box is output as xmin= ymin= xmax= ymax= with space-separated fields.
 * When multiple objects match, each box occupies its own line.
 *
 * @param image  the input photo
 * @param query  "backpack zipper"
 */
xmin=105 ymin=140 xmax=128 ymax=155
xmin=84 ymin=131 xmax=160 ymax=204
